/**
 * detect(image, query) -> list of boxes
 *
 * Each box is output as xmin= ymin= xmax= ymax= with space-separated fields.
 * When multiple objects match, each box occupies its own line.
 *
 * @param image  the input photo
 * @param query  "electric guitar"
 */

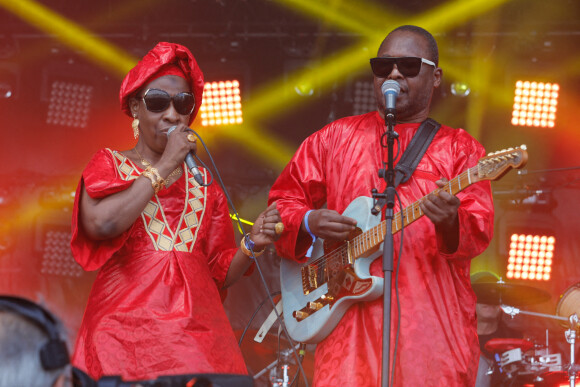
xmin=280 ymin=146 xmax=528 ymax=344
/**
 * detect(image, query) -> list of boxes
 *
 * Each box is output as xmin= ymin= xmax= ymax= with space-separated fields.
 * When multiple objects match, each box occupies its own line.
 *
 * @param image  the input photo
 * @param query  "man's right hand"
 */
xmin=302 ymin=209 xmax=357 ymax=241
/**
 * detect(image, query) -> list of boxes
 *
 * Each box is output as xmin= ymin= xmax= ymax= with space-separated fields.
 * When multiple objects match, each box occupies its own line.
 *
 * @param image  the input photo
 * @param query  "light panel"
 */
xmin=200 ymin=80 xmax=243 ymax=127
xmin=352 ymin=80 xmax=376 ymax=116
xmin=506 ymin=233 xmax=555 ymax=281
xmin=40 ymin=228 xmax=83 ymax=277
xmin=46 ymin=80 xmax=93 ymax=128
xmin=511 ymin=81 xmax=559 ymax=128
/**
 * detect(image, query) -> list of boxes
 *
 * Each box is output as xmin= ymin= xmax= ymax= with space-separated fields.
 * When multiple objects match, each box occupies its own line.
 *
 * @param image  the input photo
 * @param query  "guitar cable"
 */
xmin=189 ymin=129 xmax=310 ymax=387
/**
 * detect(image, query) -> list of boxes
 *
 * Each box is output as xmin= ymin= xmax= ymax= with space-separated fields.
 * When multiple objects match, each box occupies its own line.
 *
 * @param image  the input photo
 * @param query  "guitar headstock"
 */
xmin=478 ymin=145 xmax=528 ymax=181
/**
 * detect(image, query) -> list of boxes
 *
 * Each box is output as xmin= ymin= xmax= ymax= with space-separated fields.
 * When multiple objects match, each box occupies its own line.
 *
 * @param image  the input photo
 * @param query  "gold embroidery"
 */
xmin=109 ymin=149 xmax=207 ymax=252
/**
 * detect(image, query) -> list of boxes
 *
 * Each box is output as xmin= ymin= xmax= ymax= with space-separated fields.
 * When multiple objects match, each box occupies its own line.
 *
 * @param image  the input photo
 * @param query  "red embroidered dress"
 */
xmin=71 ymin=148 xmax=247 ymax=380
xmin=269 ymin=112 xmax=494 ymax=387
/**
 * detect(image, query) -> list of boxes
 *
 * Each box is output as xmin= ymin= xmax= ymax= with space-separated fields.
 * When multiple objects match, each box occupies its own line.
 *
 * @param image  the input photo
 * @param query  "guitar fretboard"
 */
xmin=306 ymin=165 xmax=480 ymax=288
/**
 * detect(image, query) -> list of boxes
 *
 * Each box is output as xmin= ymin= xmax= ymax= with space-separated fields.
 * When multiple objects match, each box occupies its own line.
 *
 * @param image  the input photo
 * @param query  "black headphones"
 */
xmin=0 ymin=295 xmax=70 ymax=370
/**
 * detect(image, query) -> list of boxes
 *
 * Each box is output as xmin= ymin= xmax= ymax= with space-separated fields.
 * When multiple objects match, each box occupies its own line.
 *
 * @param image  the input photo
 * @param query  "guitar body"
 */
xmin=280 ymin=196 xmax=384 ymax=344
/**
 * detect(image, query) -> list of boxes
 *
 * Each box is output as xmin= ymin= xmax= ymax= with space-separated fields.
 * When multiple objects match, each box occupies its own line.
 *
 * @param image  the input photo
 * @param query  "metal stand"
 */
xmin=501 ymin=305 xmax=579 ymax=387
xmin=371 ymin=106 xmax=398 ymax=387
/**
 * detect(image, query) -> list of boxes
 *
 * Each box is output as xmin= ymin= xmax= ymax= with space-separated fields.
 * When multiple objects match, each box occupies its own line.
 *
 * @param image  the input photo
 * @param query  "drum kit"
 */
xmin=473 ymin=280 xmax=580 ymax=387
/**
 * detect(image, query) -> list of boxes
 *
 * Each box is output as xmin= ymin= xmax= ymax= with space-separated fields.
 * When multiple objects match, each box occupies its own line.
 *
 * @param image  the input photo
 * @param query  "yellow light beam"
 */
xmin=272 ymin=0 xmax=401 ymax=36
xmin=0 ymin=0 xmax=137 ymax=77
xmin=245 ymin=0 xmax=513 ymax=123
xmin=217 ymin=122 xmax=297 ymax=169
xmin=407 ymin=0 xmax=512 ymax=30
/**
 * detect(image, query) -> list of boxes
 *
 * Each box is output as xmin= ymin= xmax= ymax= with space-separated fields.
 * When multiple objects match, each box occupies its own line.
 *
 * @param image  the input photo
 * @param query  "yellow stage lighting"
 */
xmin=511 ymin=81 xmax=559 ymax=128
xmin=200 ymin=80 xmax=243 ymax=127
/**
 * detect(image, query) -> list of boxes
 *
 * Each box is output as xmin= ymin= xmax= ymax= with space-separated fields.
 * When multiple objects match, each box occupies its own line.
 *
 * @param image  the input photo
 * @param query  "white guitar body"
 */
xmin=280 ymin=196 xmax=384 ymax=344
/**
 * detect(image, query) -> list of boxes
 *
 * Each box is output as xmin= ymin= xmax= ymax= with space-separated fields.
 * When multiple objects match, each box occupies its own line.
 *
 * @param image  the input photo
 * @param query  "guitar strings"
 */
xmin=305 ymin=166 xmax=477 ymax=283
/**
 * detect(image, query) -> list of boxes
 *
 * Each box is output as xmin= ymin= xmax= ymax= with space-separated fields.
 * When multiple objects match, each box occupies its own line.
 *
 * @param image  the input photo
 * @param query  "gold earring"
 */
xmin=132 ymin=114 xmax=139 ymax=139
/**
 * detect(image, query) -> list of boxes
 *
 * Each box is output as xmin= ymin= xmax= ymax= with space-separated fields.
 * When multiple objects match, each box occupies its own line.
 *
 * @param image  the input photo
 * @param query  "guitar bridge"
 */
xmin=301 ymin=263 xmax=325 ymax=295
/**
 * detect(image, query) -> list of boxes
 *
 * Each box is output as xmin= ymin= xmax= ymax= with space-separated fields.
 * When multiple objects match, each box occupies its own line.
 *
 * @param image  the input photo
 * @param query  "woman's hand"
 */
xmin=160 ymin=124 xmax=198 ymax=171
xmin=248 ymin=202 xmax=282 ymax=251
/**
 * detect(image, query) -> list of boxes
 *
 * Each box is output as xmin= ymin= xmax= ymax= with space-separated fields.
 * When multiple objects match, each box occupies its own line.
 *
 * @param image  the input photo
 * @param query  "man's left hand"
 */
xmin=420 ymin=178 xmax=460 ymax=252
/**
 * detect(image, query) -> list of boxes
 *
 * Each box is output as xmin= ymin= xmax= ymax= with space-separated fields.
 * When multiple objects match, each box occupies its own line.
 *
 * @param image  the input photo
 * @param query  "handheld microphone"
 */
xmin=381 ymin=80 xmax=400 ymax=124
xmin=167 ymin=126 xmax=204 ymax=185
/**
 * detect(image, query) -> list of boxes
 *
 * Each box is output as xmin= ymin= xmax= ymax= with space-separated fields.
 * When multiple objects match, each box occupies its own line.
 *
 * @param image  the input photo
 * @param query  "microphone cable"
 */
xmin=189 ymin=128 xmax=310 ymax=387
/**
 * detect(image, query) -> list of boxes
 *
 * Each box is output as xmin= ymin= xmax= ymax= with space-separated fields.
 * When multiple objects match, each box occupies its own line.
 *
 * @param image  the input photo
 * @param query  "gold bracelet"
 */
xmin=240 ymin=234 xmax=265 ymax=257
xmin=147 ymin=166 xmax=168 ymax=189
xmin=142 ymin=170 xmax=161 ymax=194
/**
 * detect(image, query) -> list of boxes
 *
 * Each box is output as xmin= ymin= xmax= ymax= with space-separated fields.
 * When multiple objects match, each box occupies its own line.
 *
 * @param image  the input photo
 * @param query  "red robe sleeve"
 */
xmin=433 ymin=130 xmax=494 ymax=261
xmin=204 ymin=182 xmax=241 ymax=289
xmin=268 ymin=126 xmax=334 ymax=261
xmin=70 ymin=149 xmax=134 ymax=271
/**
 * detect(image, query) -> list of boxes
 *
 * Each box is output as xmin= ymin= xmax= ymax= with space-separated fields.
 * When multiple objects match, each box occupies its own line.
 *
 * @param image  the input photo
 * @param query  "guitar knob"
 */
xmin=293 ymin=310 xmax=310 ymax=320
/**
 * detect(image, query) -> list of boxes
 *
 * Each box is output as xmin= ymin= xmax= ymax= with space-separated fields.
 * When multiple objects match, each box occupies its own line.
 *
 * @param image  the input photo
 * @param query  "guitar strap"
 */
xmin=393 ymin=117 xmax=441 ymax=187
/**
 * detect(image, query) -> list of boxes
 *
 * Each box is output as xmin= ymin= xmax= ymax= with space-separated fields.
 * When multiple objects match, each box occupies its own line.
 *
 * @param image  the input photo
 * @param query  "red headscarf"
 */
xmin=119 ymin=42 xmax=204 ymax=125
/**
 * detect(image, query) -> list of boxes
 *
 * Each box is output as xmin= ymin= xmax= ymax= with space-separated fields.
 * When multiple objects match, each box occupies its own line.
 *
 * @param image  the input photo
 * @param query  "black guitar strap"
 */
xmin=394 ymin=118 xmax=441 ymax=187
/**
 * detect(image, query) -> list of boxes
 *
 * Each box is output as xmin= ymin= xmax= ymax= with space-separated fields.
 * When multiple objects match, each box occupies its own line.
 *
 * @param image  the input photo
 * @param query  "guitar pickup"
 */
xmin=293 ymin=296 xmax=334 ymax=321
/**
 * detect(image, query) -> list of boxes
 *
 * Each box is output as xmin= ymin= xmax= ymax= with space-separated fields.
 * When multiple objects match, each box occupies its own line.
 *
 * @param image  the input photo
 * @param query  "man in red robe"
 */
xmin=268 ymin=25 xmax=494 ymax=386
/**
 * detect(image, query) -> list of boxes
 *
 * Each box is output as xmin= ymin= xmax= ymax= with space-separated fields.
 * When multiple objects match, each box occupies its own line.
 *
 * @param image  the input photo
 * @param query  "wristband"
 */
xmin=304 ymin=210 xmax=317 ymax=258
xmin=240 ymin=234 xmax=265 ymax=257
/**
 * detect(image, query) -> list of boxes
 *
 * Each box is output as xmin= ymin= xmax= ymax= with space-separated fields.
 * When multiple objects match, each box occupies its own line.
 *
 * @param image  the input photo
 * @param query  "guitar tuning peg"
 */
xmin=487 ymin=152 xmax=493 ymax=156
xmin=520 ymin=144 xmax=527 ymax=150
xmin=507 ymin=147 xmax=514 ymax=151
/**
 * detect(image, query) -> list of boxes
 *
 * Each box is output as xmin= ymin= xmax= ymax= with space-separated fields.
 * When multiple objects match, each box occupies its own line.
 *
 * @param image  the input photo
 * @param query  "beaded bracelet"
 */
xmin=240 ymin=234 xmax=265 ymax=257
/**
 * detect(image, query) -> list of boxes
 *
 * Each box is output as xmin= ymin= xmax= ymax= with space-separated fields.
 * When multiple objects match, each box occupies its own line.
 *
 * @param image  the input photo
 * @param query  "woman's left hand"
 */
xmin=248 ymin=202 xmax=283 ymax=251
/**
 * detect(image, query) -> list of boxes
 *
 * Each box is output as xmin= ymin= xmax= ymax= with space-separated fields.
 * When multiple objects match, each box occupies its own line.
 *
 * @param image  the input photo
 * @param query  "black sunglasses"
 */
xmin=370 ymin=56 xmax=436 ymax=78
xmin=141 ymin=88 xmax=195 ymax=116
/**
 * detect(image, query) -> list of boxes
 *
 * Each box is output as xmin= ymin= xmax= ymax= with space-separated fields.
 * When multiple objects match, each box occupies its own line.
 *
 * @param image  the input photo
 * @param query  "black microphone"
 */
xmin=167 ymin=126 xmax=204 ymax=185
xmin=381 ymin=79 xmax=400 ymax=124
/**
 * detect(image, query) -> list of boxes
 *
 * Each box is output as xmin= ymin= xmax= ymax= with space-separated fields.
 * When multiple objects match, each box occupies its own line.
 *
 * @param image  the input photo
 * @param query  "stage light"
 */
xmin=506 ymin=233 xmax=555 ymax=281
xmin=294 ymin=80 xmax=315 ymax=97
xmin=352 ymin=80 xmax=376 ymax=116
xmin=0 ymin=62 xmax=18 ymax=99
xmin=39 ymin=228 xmax=83 ymax=277
xmin=511 ymin=81 xmax=559 ymax=128
xmin=199 ymin=80 xmax=243 ymax=127
xmin=450 ymin=81 xmax=471 ymax=97
xmin=45 ymin=80 xmax=94 ymax=128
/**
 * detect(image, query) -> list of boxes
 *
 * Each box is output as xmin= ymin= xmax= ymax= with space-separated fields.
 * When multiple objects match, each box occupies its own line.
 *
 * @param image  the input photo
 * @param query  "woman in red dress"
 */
xmin=70 ymin=42 xmax=281 ymax=381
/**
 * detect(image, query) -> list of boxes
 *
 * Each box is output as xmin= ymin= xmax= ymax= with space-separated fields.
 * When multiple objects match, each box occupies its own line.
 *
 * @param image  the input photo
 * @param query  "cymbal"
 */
xmin=472 ymin=281 xmax=551 ymax=306
xmin=485 ymin=338 xmax=534 ymax=353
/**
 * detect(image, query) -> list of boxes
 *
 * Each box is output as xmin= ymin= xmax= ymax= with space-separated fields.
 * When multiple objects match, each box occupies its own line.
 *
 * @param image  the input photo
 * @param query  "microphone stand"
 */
xmin=371 ymin=106 xmax=398 ymax=387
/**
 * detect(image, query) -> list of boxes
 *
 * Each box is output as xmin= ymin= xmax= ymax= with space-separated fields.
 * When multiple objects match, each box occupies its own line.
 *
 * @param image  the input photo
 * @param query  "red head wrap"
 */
xmin=119 ymin=42 xmax=204 ymax=125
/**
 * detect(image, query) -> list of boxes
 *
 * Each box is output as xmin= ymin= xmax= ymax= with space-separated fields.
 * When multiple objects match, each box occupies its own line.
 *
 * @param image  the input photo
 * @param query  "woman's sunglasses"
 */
xmin=141 ymin=88 xmax=195 ymax=116
xmin=369 ymin=56 xmax=436 ymax=78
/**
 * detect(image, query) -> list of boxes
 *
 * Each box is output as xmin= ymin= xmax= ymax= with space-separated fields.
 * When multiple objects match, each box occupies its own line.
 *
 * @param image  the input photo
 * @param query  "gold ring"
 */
xmin=187 ymin=133 xmax=196 ymax=143
xmin=275 ymin=222 xmax=284 ymax=235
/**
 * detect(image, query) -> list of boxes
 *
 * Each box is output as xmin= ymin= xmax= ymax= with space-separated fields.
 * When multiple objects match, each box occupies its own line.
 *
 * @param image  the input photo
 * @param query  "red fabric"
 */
xmin=119 ymin=42 xmax=204 ymax=125
xmin=71 ymin=149 xmax=247 ymax=380
xmin=268 ymin=112 xmax=494 ymax=387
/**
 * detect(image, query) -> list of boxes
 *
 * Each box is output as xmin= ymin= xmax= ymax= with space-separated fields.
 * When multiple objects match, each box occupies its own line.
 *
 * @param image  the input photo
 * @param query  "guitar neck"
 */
xmin=352 ymin=165 xmax=480 ymax=257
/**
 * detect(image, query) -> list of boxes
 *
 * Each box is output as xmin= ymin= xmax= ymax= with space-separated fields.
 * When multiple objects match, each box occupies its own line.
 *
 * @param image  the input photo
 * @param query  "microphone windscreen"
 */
xmin=381 ymin=80 xmax=400 ymax=95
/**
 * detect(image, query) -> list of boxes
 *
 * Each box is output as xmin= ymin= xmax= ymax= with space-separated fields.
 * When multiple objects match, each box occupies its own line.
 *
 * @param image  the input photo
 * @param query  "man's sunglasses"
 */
xmin=370 ymin=57 xmax=436 ymax=78
xmin=141 ymin=88 xmax=196 ymax=116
